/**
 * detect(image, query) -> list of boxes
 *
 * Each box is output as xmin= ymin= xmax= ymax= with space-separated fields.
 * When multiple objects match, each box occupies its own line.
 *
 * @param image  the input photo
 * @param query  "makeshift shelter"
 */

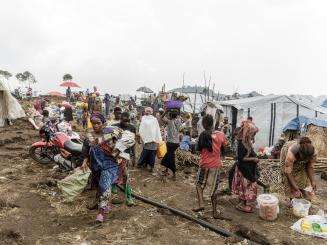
xmin=0 ymin=81 xmax=26 ymax=127
xmin=283 ymin=116 xmax=327 ymax=157
xmin=182 ymin=93 xmax=207 ymax=113
xmin=321 ymin=99 xmax=327 ymax=108
xmin=179 ymin=92 xmax=223 ymax=114
xmin=220 ymin=95 xmax=327 ymax=148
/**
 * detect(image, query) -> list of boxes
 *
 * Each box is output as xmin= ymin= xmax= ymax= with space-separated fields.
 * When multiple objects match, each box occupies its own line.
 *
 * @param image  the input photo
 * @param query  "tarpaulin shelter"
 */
xmin=321 ymin=99 xmax=327 ymax=108
xmin=220 ymin=95 xmax=327 ymax=148
xmin=180 ymin=93 xmax=223 ymax=114
xmin=283 ymin=116 xmax=327 ymax=157
xmin=283 ymin=116 xmax=327 ymax=132
xmin=0 ymin=81 xmax=26 ymax=127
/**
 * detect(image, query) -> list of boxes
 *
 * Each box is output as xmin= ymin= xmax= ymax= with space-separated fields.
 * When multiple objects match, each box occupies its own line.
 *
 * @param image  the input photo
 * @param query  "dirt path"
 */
xmin=0 ymin=121 xmax=226 ymax=245
xmin=0 ymin=119 xmax=326 ymax=244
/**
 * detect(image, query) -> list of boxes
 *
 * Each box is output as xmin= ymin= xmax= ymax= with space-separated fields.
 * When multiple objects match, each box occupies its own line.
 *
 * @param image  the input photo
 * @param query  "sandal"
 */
xmin=235 ymin=203 xmax=254 ymax=213
xmin=96 ymin=213 xmax=104 ymax=223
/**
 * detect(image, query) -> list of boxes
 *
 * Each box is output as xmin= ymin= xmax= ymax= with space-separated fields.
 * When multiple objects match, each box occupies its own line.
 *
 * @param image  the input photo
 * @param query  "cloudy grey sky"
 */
xmin=1 ymin=0 xmax=326 ymax=96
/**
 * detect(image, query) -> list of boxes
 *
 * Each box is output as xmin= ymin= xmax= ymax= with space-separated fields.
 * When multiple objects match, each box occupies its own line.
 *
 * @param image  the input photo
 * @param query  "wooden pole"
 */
xmin=182 ymin=72 xmax=185 ymax=94
xmin=203 ymin=71 xmax=207 ymax=102
xmin=208 ymin=79 xmax=211 ymax=102
xmin=208 ymin=74 xmax=212 ymax=101
xmin=193 ymin=85 xmax=197 ymax=114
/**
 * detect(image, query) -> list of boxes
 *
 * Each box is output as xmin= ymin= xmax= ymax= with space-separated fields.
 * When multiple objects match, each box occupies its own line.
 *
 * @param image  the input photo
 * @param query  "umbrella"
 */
xmin=60 ymin=81 xmax=80 ymax=88
xmin=48 ymin=91 xmax=65 ymax=97
xmin=136 ymin=86 xmax=153 ymax=93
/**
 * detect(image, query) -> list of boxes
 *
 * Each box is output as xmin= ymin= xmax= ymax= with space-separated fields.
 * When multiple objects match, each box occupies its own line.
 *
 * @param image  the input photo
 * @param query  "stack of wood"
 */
xmin=175 ymin=150 xmax=327 ymax=190
xmin=267 ymin=158 xmax=327 ymax=173
xmin=306 ymin=125 xmax=327 ymax=157
xmin=175 ymin=148 xmax=200 ymax=170
xmin=315 ymin=158 xmax=327 ymax=173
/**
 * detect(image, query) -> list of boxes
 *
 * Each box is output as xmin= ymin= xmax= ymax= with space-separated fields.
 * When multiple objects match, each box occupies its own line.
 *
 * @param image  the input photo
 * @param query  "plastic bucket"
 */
xmin=292 ymin=198 xmax=311 ymax=218
xmin=257 ymin=194 xmax=279 ymax=221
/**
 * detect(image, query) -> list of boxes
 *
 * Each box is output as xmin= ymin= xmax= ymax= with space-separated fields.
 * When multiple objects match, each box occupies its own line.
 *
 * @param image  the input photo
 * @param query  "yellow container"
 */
xmin=157 ymin=141 xmax=167 ymax=159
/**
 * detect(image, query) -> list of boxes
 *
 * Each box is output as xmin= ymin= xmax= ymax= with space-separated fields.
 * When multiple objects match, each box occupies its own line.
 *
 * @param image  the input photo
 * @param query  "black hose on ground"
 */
xmin=117 ymin=185 xmax=245 ymax=240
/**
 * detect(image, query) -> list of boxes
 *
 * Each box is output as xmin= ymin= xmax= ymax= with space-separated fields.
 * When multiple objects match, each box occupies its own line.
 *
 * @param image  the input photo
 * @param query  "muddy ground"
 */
xmin=0 ymin=118 xmax=326 ymax=245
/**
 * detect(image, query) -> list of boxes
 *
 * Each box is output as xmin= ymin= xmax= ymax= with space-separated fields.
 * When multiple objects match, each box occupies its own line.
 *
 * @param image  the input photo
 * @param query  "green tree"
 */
xmin=63 ymin=74 xmax=73 ymax=81
xmin=16 ymin=71 xmax=37 ymax=88
xmin=0 ymin=70 xmax=12 ymax=80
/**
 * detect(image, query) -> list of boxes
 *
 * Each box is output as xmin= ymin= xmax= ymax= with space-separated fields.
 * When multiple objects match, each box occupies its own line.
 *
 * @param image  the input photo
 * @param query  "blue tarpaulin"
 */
xmin=322 ymin=99 xmax=327 ymax=108
xmin=283 ymin=116 xmax=327 ymax=132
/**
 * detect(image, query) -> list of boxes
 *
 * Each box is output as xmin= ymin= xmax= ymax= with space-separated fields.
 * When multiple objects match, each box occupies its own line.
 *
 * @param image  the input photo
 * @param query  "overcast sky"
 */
xmin=1 ymin=0 xmax=326 ymax=96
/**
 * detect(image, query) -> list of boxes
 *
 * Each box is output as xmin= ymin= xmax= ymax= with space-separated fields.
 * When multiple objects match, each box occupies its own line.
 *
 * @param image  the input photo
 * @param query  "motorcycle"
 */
xmin=29 ymin=124 xmax=84 ymax=170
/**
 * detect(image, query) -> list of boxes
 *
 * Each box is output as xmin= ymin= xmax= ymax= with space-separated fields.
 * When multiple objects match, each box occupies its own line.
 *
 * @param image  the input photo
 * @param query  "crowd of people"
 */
xmin=14 ymin=87 xmax=319 ymax=223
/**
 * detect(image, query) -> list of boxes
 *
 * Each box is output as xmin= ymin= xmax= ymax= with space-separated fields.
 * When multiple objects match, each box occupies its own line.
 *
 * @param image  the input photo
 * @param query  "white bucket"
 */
xmin=292 ymin=198 xmax=311 ymax=218
xmin=257 ymin=194 xmax=279 ymax=221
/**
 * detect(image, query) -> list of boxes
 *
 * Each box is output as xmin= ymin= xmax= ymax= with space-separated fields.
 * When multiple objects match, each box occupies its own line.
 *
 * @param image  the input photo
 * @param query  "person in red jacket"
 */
xmin=193 ymin=115 xmax=227 ymax=219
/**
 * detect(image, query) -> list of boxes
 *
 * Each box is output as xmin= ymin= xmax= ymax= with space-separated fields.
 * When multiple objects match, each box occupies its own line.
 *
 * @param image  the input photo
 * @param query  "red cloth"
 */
xmin=232 ymin=166 xmax=257 ymax=202
xmin=199 ymin=131 xmax=226 ymax=169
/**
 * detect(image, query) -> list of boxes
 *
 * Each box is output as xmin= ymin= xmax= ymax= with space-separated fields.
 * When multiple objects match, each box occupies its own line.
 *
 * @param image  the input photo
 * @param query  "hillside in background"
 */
xmin=169 ymin=86 xmax=262 ymax=100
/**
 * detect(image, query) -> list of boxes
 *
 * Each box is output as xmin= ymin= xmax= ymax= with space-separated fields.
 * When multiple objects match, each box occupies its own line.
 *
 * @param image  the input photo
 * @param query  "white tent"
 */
xmin=181 ymin=93 xmax=223 ymax=114
xmin=220 ymin=95 xmax=327 ymax=148
xmin=0 ymin=81 xmax=26 ymax=127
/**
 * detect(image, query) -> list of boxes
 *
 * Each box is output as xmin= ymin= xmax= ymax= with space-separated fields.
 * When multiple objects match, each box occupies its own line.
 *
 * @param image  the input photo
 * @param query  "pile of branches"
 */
xmin=175 ymin=150 xmax=327 ymax=191
xmin=175 ymin=148 xmax=200 ymax=170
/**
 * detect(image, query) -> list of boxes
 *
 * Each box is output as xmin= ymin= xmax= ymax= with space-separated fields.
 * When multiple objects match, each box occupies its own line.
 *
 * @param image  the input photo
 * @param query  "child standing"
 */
xmin=193 ymin=115 xmax=227 ymax=219
xmin=179 ymin=130 xmax=191 ymax=151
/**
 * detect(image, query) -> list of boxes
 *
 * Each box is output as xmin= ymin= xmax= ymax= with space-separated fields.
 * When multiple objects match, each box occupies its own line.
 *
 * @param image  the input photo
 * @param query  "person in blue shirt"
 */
xmin=180 ymin=130 xmax=191 ymax=151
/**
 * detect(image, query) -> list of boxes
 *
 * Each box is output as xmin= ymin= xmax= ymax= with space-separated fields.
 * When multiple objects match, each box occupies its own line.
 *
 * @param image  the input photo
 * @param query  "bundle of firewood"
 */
xmin=175 ymin=151 xmax=327 ymax=190
xmin=175 ymin=148 xmax=200 ymax=170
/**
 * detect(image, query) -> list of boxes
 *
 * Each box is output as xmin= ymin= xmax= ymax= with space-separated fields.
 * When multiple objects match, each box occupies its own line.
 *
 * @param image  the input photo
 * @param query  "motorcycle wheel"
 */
xmin=29 ymin=146 xmax=54 ymax=164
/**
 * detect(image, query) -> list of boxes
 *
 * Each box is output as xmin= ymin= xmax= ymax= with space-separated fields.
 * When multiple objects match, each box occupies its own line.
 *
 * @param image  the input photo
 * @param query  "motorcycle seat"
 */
xmin=64 ymin=140 xmax=83 ymax=154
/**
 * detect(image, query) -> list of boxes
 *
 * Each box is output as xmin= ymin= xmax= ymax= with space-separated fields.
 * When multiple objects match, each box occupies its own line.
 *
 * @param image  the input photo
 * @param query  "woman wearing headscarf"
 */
xmin=232 ymin=121 xmax=259 ymax=213
xmin=138 ymin=107 xmax=162 ymax=172
xmin=81 ymin=113 xmax=121 ymax=222
xmin=93 ymin=96 xmax=103 ymax=114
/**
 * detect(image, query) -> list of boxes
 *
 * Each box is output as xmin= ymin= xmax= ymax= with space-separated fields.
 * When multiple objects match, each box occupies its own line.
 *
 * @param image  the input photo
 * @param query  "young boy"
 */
xmin=179 ymin=129 xmax=191 ymax=151
xmin=193 ymin=115 xmax=227 ymax=219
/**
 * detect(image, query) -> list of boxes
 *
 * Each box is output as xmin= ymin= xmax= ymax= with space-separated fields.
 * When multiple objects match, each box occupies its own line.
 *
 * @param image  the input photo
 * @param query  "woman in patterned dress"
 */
xmin=232 ymin=121 xmax=259 ymax=213
xmin=81 ymin=113 xmax=122 ymax=222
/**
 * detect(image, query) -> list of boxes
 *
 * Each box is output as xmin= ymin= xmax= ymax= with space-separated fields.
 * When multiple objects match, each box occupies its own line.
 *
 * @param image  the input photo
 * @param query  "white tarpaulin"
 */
xmin=181 ymin=93 xmax=223 ymax=114
xmin=0 ymin=80 xmax=26 ymax=127
xmin=221 ymin=95 xmax=327 ymax=148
